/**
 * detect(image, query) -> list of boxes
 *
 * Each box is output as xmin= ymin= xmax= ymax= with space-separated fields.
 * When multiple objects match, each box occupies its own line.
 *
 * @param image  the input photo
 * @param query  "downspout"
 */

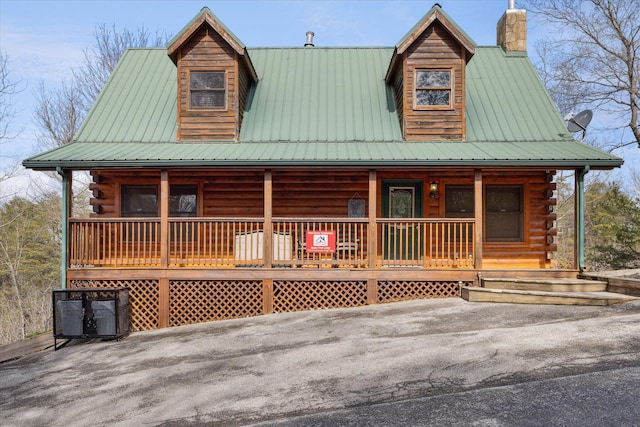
xmin=577 ymin=166 xmax=590 ymax=271
xmin=56 ymin=167 xmax=68 ymax=289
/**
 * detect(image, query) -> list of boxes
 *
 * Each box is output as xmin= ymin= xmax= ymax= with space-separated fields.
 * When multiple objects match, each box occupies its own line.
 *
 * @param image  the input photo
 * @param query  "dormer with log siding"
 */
xmin=386 ymin=5 xmax=475 ymax=141
xmin=167 ymin=7 xmax=258 ymax=141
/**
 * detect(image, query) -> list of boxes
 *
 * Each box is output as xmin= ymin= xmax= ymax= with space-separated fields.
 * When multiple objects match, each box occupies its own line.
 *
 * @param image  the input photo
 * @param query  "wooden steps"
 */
xmin=481 ymin=277 xmax=608 ymax=292
xmin=461 ymin=277 xmax=637 ymax=306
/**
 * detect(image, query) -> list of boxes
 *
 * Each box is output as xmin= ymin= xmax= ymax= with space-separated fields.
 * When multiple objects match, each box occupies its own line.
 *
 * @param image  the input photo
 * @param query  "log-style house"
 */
xmin=24 ymin=4 xmax=623 ymax=331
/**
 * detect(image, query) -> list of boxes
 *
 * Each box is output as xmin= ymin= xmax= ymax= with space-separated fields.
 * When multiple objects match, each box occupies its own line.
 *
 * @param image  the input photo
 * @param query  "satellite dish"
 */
xmin=566 ymin=110 xmax=592 ymax=133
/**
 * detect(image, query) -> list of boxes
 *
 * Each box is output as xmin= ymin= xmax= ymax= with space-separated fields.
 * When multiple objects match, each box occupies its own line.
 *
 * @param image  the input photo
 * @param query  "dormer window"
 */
xmin=190 ymin=71 xmax=226 ymax=109
xmin=414 ymin=69 xmax=453 ymax=109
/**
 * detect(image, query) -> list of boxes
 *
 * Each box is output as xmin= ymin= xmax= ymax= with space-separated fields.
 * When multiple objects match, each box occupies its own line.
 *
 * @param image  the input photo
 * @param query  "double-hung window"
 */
xmin=120 ymin=185 xmax=198 ymax=218
xmin=415 ymin=69 xmax=453 ymax=108
xmin=190 ymin=71 xmax=226 ymax=109
xmin=445 ymin=186 xmax=474 ymax=218
xmin=121 ymin=185 xmax=158 ymax=217
xmin=445 ymin=185 xmax=474 ymax=242
xmin=485 ymin=186 xmax=524 ymax=242
xmin=120 ymin=185 xmax=159 ymax=240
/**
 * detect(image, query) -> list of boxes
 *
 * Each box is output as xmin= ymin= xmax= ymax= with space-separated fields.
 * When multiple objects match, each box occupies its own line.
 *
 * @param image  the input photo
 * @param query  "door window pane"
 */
xmin=389 ymin=187 xmax=415 ymax=218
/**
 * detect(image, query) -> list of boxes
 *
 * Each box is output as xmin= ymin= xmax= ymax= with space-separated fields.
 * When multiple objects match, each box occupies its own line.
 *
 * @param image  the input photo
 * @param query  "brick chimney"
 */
xmin=497 ymin=1 xmax=527 ymax=52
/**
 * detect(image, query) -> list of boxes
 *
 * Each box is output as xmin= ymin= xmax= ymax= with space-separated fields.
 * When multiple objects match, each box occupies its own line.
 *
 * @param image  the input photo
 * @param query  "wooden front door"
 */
xmin=382 ymin=180 xmax=424 ymax=261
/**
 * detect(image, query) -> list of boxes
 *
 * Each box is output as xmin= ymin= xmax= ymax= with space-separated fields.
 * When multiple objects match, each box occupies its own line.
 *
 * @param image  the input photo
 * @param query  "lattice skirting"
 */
xmin=68 ymin=279 xmax=159 ymax=331
xmin=377 ymin=280 xmax=463 ymax=303
xmin=169 ymin=280 xmax=262 ymax=326
xmin=273 ymin=280 xmax=368 ymax=312
xmin=67 ymin=279 xmax=464 ymax=331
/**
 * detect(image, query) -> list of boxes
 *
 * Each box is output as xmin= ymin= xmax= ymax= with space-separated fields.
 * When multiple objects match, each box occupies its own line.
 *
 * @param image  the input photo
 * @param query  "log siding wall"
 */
xmin=272 ymin=171 xmax=369 ymax=217
xmin=89 ymin=169 xmax=556 ymax=269
xmin=390 ymin=22 xmax=467 ymax=141
xmin=175 ymin=25 xmax=253 ymax=141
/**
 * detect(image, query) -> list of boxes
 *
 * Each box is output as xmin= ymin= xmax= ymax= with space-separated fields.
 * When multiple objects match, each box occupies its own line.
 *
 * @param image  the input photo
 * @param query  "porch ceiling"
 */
xmin=22 ymin=140 xmax=623 ymax=170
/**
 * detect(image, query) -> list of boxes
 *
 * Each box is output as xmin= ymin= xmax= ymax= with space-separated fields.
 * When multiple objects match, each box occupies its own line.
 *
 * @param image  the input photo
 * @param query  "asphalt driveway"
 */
xmin=2 ymin=298 xmax=640 ymax=426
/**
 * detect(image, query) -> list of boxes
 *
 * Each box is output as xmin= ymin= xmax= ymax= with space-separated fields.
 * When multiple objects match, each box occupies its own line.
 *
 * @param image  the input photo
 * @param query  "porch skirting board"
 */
xmin=68 ymin=277 xmax=465 ymax=331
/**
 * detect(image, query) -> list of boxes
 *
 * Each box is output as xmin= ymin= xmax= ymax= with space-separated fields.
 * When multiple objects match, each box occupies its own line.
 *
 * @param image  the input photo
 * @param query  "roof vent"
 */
xmin=304 ymin=31 xmax=315 ymax=47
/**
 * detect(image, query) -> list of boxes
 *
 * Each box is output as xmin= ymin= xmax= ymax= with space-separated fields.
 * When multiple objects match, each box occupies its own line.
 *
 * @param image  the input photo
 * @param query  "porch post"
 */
xmin=56 ymin=168 xmax=71 ymax=289
xmin=160 ymin=170 xmax=169 ymax=268
xmin=264 ymin=170 xmax=273 ymax=268
xmin=368 ymin=170 xmax=377 ymax=269
xmin=474 ymin=169 xmax=483 ymax=269
xmin=575 ymin=167 xmax=589 ymax=271
xmin=158 ymin=170 xmax=170 ymax=328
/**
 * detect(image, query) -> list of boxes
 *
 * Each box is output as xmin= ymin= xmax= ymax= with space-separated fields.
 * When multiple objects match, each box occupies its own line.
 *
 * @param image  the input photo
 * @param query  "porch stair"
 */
xmin=460 ymin=277 xmax=637 ymax=306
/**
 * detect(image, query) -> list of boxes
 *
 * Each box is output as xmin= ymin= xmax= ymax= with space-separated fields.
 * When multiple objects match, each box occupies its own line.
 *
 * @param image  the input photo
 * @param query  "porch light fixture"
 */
xmin=429 ymin=181 xmax=438 ymax=198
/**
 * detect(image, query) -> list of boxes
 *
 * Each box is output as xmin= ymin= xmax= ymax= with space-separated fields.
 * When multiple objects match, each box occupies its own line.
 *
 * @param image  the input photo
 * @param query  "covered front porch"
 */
xmin=56 ymin=165 xmax=586 ymax=331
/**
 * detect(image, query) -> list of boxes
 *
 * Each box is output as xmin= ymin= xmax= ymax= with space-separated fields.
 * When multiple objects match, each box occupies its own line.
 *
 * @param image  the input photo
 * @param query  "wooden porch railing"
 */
xmin=69 ymin=217 xmax=475 ymax=269
xmin=169 ymin=218 xmax=264 ymax=267
xmin=69 ymin=219 xmax=161 ymax=267
xmin=273 ymin=218 xmax=368 ymax=268
xmin=377 ymin=219 xmax=475 ymax=268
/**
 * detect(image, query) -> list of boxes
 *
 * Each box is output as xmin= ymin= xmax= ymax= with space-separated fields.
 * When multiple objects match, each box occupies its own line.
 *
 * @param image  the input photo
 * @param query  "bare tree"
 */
xmin=630 ymin=165 xmax=640 ymax=201
xmin=0 ymin=51 xmax=23 ymax=144
xmin=525 ymin=0 xmax=640 ymax=150
xmin=34 ymin=80 xmax=82 ymax=150
xmin=74 ymin=24 xmax=166 ymax=112
xmin=0 ymin=52 xmax=24 ymax=187
xmin=34 ymin=24 xmax=166 ymax=149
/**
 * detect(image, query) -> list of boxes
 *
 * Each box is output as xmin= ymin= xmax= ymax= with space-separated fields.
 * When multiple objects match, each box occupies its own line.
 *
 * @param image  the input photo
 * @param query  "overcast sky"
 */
xmin=0 ymin=0 xmax=635 ymax=196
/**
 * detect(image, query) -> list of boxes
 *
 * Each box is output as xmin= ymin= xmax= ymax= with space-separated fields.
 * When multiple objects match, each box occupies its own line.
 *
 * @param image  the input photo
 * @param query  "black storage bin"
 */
xmin=52 ymin=288 xmax=129 ymax=349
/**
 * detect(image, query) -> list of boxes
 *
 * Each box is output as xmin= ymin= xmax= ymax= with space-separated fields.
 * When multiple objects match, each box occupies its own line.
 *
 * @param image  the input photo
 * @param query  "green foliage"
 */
xmin=0 ymin=193 xmax=61 ymax=344
xmin=585 ymin=181 xmax=640 ymax=270
xmin=552 ymin=172 xmax=577 ymax=269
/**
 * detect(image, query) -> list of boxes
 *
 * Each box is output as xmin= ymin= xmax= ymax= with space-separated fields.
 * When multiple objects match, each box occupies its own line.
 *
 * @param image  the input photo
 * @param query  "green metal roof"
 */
xmin=24 ymin=140 xmax=621 ymax=169
xmin=23 ymin=45 xmax=623 ymax=170
xmin=241 ymin=48 xmax=402 ymax=142
xmin=71 ymin=49 xmax=177 ymax=143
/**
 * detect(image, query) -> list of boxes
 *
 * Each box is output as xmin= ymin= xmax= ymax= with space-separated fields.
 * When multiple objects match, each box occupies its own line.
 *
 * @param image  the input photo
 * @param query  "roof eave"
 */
xmin=166 ymin=7 xmax=257 ymax=81
xmin=395 ymin=8 xmax=476 ymax=56
xmin=386 ymin=5 xmax=476 ymax=83
xmin=168 ymin=8 xmax=243 ymax=56
xmin=22 ymin=158 xmax=624 ymax=171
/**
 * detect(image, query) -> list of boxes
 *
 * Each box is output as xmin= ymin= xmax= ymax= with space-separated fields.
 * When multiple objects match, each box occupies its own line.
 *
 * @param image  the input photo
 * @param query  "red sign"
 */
xmin=306 ymin=230 xmax=336 ymax=254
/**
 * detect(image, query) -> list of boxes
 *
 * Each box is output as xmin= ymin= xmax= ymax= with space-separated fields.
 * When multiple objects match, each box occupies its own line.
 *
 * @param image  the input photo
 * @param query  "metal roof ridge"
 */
xmin=247 ymin=46 xmax=394 ymax=50
xmin=122 ymin=47 xmax=166 ymax=51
